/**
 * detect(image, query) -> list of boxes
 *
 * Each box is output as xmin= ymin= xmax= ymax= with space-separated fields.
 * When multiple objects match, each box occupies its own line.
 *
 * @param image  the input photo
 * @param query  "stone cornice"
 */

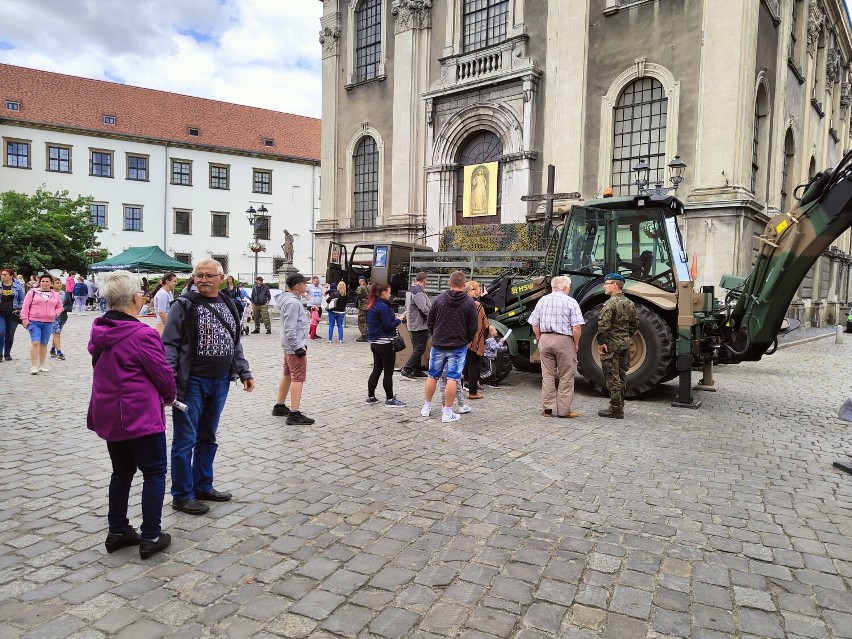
xmin=391 ymin=0 xmax=432 ymax=33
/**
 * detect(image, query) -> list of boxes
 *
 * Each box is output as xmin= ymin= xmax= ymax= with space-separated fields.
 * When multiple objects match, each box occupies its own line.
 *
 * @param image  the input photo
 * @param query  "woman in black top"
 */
xmin=365 ymin=283 xmax=406 ymax=407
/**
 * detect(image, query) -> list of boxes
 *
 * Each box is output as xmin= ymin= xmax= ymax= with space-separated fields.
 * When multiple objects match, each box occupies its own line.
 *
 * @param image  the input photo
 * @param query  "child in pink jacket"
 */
xmin=20 ymin=273 xmax=63 ymax=374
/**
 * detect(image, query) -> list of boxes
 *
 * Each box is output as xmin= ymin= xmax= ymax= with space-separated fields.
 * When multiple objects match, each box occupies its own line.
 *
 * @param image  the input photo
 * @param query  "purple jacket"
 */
xmin=87 ymin=312 xmax=177 ymax=442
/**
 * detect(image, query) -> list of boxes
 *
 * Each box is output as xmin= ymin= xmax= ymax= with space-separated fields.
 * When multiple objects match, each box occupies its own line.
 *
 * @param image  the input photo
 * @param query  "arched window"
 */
xmin=353 ymin=137 xmax=379 ymax=228
xmin=780 ymin=129 xmax=795 ymax=211
xmin=463 ymin=0 xmax=509 ymax=52
xmin=751 ymin=83 xmax=769 ymax=198
xmin=456 ymin=131 xmax=503 ymax=225
xmin=355 ymin=0 xmax=381 ymax=82
xmin=611 ymin=77 xmax=668 ymax=196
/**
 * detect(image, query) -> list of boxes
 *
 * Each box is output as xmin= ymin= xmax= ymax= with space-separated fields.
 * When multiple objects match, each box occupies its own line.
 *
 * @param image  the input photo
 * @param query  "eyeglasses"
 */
xmin=195 ymin=273 xmax=221 ymax=280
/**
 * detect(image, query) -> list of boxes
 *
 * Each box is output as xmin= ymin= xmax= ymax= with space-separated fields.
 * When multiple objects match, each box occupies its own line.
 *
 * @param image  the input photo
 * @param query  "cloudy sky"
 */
xmin=0 ymin=0 xmax=323 ymax=118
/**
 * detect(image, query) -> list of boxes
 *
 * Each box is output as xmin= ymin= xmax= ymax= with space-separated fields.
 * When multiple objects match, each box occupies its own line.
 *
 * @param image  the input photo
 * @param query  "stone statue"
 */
xmin=282 ymin=230 xmax=294 ymax=264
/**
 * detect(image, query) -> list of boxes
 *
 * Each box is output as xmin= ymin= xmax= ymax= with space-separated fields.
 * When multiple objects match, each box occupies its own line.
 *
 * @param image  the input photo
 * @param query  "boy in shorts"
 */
xmin=50 ymin=277 xmax=71 ymax=360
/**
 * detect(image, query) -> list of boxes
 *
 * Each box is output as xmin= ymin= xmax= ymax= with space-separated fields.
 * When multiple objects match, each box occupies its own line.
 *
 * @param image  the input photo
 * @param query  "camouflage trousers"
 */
xmin=601 ymin=348 xmax=630 ymax=409
xmin=358 ymin=311 xmax=367 ymax=337
xmin=253 ymin=305 xmax=271 ymax=331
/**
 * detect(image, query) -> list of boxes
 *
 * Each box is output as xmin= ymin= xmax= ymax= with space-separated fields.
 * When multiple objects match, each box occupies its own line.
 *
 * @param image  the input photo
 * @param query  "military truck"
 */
xmin=410 ymin=151 xmax=852 ymax=406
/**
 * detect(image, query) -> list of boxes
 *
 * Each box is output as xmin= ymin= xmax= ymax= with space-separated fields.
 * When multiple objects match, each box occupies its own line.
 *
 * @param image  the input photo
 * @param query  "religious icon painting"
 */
xmin=462 ymin=162 xmax=498 ymax=217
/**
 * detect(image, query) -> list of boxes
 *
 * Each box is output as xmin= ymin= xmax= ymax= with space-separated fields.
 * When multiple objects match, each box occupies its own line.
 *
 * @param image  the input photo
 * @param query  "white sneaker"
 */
xmin=420 ymin=405 xmax=431 ymax=417
xmin=39 ymin=366 xmax=50 ymax=372
xmin=30 ymin=366 xmax=38 ymax=375
xmin=458 ymin=405 xmax=471 ymax=414
xmin=442 ymin=412 xmax=461 ymax=423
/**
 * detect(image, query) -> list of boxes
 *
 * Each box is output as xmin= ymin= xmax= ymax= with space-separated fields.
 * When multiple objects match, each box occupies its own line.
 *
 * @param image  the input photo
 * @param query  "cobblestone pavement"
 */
xmin=1 ymin=315 xmax=851 ymax=639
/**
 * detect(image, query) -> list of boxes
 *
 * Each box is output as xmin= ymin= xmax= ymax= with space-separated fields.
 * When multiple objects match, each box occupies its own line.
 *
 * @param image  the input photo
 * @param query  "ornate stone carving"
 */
xmin=391 ymin=0 xmax=432 ymax=32
xmin=807 ymin=0 xmax=824 ymax=56
xmin=319 ymin=12 xmax=341 ymax=58
xmin=826 ymin=48 xmax=842 ymax=85
xmin=841 ymin=80 xmax=852 ymax=112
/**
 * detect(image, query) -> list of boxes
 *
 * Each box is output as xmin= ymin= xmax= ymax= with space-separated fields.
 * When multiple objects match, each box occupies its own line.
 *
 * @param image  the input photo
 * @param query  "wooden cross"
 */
xmin=521 ymin=164 xmax=581 ymax=248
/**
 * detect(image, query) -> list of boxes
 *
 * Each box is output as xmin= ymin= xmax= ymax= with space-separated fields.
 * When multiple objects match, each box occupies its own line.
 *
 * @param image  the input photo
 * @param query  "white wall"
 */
xmin=0 ymin=123 xmax=319 ymax=279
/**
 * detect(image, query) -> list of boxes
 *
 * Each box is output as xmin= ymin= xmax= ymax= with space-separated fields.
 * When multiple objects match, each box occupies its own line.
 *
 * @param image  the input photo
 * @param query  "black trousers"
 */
xmin=369 ymin=342 xmax=396 ymax=400
xmin=403 ymin=329 xmax=429 ymax=373
xmin=464 ymin=350 xmax=483 ymax=394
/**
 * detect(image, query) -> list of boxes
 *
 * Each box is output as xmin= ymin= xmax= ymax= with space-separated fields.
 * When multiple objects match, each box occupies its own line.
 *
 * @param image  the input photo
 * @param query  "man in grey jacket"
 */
xmin=272 ymin=272 xmax=314 ymax=425
xmin=401 ymin=272 xmax=431 ymax=380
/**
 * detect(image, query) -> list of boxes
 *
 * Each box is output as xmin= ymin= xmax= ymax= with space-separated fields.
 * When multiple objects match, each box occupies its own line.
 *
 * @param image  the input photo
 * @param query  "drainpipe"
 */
xmin=163 ymin=145 xmax=170 ymax=251
xmin=311 ymin=164 xmax=318 ymax=276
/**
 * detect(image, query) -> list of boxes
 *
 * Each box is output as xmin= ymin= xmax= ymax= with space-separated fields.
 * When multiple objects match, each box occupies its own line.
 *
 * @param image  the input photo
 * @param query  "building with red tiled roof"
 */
xmin=1 ymin=63 xmax=322 ymax=278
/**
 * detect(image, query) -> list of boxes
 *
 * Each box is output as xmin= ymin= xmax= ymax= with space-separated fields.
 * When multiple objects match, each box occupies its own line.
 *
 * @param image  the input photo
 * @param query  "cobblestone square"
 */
xmin=1 ymin=315 xmax=851 ymax=638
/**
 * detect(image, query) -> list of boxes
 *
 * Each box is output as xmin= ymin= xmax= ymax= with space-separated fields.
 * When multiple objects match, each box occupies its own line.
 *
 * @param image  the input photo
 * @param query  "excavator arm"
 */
xmin=726 ymin=150 xmax=852 ymax=361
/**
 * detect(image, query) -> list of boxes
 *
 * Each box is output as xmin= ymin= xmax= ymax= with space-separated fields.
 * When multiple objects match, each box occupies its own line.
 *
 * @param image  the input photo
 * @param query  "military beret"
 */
xmin=604 ymin=273 xmax=626 ymax=283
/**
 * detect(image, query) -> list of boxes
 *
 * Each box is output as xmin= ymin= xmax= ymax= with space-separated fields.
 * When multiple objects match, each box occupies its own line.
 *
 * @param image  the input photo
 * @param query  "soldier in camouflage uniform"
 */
xmin=597 ymin=273 xmax=639 ymax=419
xmin=355 ymin=276 xmax=370 ymax=342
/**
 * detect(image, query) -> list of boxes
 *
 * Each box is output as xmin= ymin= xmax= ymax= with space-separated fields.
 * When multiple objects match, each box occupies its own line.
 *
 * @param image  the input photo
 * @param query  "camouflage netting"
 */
xmin=439 ymin=222 xmax=543 ymax=252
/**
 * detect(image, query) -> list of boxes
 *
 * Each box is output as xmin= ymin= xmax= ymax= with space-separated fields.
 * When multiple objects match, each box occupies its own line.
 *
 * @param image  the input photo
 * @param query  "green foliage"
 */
xmin=0 ymin=187 xmax=98 ymax=277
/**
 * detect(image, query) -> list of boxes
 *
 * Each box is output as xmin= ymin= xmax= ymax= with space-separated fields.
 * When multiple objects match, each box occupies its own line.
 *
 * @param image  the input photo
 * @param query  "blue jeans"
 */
xmin=0 ymin=312 xmax=18 ymax=357
xmin=428 ymin=346 xmax=468 ymax=380
xmin=171 ymin=375 xmax=230 ymax=501
xmin=27 ymin=321 xmax=53 ymax=345
xmin=107 ymin=432 xmax=167 ymax=541
xmin=327 ymin=311 xmax=344 ymax=341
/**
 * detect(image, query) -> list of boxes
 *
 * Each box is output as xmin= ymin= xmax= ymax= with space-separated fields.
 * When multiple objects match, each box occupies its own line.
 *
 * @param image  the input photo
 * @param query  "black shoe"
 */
xmin=272 ymin=403 xmax=291 ymax=416
xmin=266 ymin=329 xmax=271 ymax=334
xmin=355 ymin=336 xmax=368 ymax=342
xmin=104 ymin=527 xmax=141 ymax=553
xmin=4 ymin=356 xmax=11 ymax=361
xmin=413 ymin=371 xmax=428 ymax=378
xmin=139 ymin=533 xmax=172 ymax=560
xmin=172 ymin=498 xmax=210 ymax=514
xmin=251 ymin=329 xmax=260 ymax=334
xmin=598 ymin=408 xmax=624 ymax=419
xmin=286 ymin=411 xmax=315 ymax=425
xmin=195 ymin=489 xmax=232 ymax=502
xmin=400 ymin=370 xmax=416 ymax=380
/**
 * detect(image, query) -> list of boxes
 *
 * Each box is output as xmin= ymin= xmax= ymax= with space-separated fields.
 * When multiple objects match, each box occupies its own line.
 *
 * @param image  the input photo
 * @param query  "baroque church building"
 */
xmin=316 ymin=0 xmax=852 ymax=325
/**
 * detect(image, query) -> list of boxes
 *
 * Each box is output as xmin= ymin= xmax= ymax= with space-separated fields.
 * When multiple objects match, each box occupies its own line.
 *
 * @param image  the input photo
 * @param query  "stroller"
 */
xmin=240 ymin=303 xmax=253 ymax=336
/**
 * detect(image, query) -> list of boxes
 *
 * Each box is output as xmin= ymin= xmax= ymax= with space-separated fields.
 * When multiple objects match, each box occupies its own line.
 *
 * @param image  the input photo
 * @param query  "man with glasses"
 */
xmin=163 ymin=259 xmax=254 ymax=515
xmin=528 ymin=275 xmax=584 ymax=419
xmin=596 ymin=273 xmax=639 ymax=419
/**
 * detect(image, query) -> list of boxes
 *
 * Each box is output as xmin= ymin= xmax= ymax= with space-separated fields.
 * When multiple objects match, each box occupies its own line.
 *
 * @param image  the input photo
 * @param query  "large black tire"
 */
xmin=577 ymin=302 xmax=675 ymax=397
xmin=511 ymin=354 xmax=541 ymax=374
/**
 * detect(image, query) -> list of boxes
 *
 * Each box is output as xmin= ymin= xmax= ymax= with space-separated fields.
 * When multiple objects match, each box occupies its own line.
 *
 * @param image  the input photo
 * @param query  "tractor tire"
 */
xmin=490 ymin=349 xmax=514 ymax=383
xmin=511 ymin=354 xmax=541 ymax=374
xmin=577 ymin=302 xmax=675 ymax=397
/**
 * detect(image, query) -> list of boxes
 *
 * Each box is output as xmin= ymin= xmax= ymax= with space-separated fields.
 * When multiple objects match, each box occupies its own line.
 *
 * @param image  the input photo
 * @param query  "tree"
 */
xmin=0 ymin=187 xmax=100 ymax=277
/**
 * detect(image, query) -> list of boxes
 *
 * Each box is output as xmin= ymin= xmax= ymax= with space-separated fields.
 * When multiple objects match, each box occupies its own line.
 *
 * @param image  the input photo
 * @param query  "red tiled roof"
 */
xmin=0 ymin=63 xmax=320 ymax=162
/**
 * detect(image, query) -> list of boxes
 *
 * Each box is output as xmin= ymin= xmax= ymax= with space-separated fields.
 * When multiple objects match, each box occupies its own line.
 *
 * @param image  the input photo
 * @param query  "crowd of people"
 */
xmin=1 ymin=258 xmax=639 ymax=561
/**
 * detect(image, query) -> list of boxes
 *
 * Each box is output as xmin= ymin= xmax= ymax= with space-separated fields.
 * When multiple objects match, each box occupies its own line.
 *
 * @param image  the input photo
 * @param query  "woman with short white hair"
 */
xmin=87 ymin=270 xmax=177 ymax=560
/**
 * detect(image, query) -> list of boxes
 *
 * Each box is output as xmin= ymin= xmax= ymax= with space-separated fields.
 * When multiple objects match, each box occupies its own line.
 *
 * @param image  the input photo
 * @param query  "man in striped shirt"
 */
xmin=528 ymin=275 xmax=585 ymax=418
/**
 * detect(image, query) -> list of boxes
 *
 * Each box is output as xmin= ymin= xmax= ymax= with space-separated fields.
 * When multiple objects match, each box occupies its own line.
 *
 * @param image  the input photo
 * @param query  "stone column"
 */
xmin=319 ymin=7 xmax=342 ymax=233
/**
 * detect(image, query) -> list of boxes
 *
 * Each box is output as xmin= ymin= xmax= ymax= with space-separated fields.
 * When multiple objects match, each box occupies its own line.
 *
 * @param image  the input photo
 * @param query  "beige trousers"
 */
xmin=539 ymin=333 xmax=577 ymax=416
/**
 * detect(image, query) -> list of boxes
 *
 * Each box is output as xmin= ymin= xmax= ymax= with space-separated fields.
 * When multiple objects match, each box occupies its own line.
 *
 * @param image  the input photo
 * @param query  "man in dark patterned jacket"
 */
xmin=597 ymin=273 xmax=639 ymax=419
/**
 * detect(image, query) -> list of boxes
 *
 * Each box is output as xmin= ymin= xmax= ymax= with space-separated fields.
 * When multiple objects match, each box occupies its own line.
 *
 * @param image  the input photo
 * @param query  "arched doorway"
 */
xmin=455 ymin=131 xmax=503 ymax=225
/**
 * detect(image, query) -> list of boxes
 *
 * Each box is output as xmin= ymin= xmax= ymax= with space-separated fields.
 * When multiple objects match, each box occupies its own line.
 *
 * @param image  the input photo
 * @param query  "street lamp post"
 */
xmin=633 ymin=155 xmax=688 ymax=196
xmin=246 ymin=204 xmax=268 ymax=282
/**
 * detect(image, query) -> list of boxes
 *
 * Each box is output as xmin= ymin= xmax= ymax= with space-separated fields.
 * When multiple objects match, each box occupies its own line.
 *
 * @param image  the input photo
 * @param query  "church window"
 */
xmin=463 ymin=0 xmax=509 ymax=52
xmin=455 ymin=130 xmax=503 ymax=225
xmin=355 ymin=0 xmax=382 ymax=82
xmin=611 ymin=77 xmax=667 ymax=196
xmin=353 ymin=136 xmax=379 ymax=228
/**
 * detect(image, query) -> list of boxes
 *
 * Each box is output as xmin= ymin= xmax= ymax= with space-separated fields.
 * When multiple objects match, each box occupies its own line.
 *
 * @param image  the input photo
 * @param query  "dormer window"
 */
xmin=5 ymin=101 xmax=20 ymax=111
xmin=263 ymin=138 xmax=274 ymax=147
xmin=188 ymin=127 xmax=199 ymax=136
xmin=103 ymin=115 xmax=116 ymax=125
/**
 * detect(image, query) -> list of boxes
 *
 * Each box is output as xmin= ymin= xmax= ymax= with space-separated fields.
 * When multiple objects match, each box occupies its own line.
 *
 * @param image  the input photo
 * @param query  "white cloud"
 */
xmin=0 ymin=0 xmax=323 ymax=117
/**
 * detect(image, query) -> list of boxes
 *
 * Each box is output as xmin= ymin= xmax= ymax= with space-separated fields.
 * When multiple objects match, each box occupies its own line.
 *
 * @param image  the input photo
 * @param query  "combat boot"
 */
xmin=598 ymin=406 xmax=624 ymax=419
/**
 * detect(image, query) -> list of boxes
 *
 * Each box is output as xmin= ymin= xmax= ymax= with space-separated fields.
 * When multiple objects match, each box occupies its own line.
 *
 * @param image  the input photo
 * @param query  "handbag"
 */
xmin=392 ymin=333 xmax=405 ymax=352
xmin=10 ymin=308 xmax=22 ymax=324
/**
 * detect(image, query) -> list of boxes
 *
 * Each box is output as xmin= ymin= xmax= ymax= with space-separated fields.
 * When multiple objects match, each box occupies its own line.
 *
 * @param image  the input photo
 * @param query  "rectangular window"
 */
xmin=209 ymin=164 xmax=229 ymax=189
xmin=5 ymin=101 xmax=20 ymax=111
xmin=211 ymin=212 xmax=229 ymax=237
xmin=189 ymin=127 xmax=200 ymax=136
xmin=90 ymin=203 xmax=107 ymax=228
xmin=124 ymin=205 xmax=142 ymax=231
xmin=212 ymin=254 xmax=229 ymax=274
xmin=255 ymin=215 xmax=270 ymax=240
xmin=463 ymin=0 xmax=509 ymax=52
xmin=253 ymin=169 xmax=272 ymax=194
xmin=103 ymin=115 xmax=116 ymax=125
xmin=355 ymin=0 xmax=382 ymax=82
xmin=127 ymin=154 xmax=148 ymax=181
xmin=91 ymin=149 xmax=113 ymax=177
xmin=171 ymin=159 xmax=191 ymax=186
xmin=174 ymin=209 xmax=191 ymax=235
xmin=4 ymin=139 xmax=30 ymax=168
xmin=47 ymin=144 xmax=71 ymax=172
xmin=175 ymin=252 xmax=192 ymax=265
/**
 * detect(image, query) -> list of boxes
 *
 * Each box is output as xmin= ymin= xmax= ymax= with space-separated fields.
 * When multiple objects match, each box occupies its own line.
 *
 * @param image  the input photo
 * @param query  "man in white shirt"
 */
xmin=153 ymin=273 xmax=177 ymax=336
xmin=528 ymin=275 xmax=585 ymax=418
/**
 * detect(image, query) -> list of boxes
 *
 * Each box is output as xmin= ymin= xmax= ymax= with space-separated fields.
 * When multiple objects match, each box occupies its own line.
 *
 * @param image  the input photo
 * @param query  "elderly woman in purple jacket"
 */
xmin=87 ymin=271 xmax=177 ymax=560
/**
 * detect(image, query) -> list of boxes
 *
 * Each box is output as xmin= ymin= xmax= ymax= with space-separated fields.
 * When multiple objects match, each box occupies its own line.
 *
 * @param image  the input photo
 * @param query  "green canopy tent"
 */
xmin=89 ymin=246 xmax=192 ymax=273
